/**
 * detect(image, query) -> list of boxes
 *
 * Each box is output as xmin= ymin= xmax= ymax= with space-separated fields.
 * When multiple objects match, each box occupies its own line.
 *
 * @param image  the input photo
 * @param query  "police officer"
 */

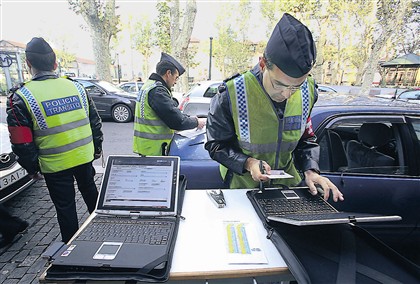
xmin=0 ymin=204 xmax=28 ymax=247
xmin=6 ymin=37 xmax=103 ymax=243
xmin=133 ymin=52 xmax=206 ymax=156
xmin=205 ymin=14 xmax=344 ymax=202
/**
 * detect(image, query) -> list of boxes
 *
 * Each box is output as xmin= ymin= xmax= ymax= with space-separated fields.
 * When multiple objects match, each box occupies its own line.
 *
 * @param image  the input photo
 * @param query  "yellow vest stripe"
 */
xmin=134 ymin=117 xmax=167 ymax=126
xmin=134 ymin=130 xmax=173 ymax=140
xmin=38 ymin=136 xmax=93 ymax=155
xmin=34 ymin=118 xmax=89 ymax=136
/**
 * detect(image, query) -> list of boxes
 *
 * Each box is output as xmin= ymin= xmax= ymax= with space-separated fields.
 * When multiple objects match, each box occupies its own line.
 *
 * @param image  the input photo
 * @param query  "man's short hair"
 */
xmin=26 ymin=52 xmax=56 ymax=71
xmin=156 ymin=61 xmax=178 ymax=76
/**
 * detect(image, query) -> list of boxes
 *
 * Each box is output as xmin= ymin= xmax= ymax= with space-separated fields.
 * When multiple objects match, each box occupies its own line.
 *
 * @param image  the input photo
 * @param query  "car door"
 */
xmin=315 ymin=113 xmax=420 ymax=253
xmin=77 ymin=80 xmax=109 ymax=116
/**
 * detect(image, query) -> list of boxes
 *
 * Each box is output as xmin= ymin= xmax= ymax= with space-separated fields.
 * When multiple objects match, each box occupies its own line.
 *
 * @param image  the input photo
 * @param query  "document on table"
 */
xmin=223 ymin=221 xmax=268 ymax=264
xmin=263 ymin=170 xmax=294 ymax=179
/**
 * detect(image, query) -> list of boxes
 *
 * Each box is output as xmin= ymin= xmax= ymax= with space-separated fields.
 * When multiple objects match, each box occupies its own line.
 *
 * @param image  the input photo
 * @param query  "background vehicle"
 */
xmin=169 ymin=94 xmax=420 ymax=263
xmin=0 ymin=123 xmax=34 ymax=203
xmin=316 ymin=84 xmax=338 ymax=95
xmin=395 ymin=88 xmax=420 ymax=103
xmin=179 ymin=81 xmax=222 ymax=111
xmin=181 ymin=97 xmax=211 ymax=117
xmin=74 ymin=78 xmax=137 ymax=123
xmin=118 ymin=81 xmax=144 ymax=93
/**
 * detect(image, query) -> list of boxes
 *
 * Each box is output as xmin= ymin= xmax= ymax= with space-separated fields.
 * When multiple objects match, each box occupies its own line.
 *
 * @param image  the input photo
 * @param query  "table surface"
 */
xmin=40 ymin=189 xmax=290 ymax=282
xmin=170 ymin=189 xmax=288 ymax=280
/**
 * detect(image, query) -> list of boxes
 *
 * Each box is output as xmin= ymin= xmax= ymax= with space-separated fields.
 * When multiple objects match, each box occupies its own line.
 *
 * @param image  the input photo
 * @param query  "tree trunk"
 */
xmin=170 ymin=0 xmax=197 ymax=93
xmin=360 ymin=0 xmax=409 ymax=96
xmin=91 ymin=29 xmax=112 ymax=82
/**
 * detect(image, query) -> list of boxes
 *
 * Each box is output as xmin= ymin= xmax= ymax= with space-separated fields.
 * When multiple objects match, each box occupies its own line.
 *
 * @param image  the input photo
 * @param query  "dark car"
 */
xmin=169 ymin=94 xmax=420 ymax=263
xmin=0 ymin=123 xmax=34 ymax=203
xmin=74 ymin=78 xmax=137 ymax=123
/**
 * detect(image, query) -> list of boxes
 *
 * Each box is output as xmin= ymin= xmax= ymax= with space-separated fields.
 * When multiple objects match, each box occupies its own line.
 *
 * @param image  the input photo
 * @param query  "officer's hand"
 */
xmin=30 ymin=172 xmax=43 ymax=180
xmin=245 ymin=158 xmax=271 ymax=182
xmin=196 ymin=118 xmax=206 ymax=130
xmin=94 ymin=149 xmax=102 ymax=160
xmin=304 ymin=170 xmax=344 ymax=202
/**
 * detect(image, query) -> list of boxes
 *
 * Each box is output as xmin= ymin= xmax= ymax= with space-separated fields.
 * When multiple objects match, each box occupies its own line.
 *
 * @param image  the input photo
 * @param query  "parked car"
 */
xmin=0 ymin=123 xmax=34 ymax=203
xmin=316 ymin=84 xmax=337 ymax=95
xmin=179 ymin=81 xmax=222 ymax=111
xmin=169 ymin=94 xmax=420 ymax=263
xmin=181 ymin=97 xmax=211 ymax=117
xmin=395 ymin=88 xmax=420 ymax=103
xmin=118 ymin=81 xmax=144 ymax=94
xmin=74 ymin=78 xmax=137 ymax=123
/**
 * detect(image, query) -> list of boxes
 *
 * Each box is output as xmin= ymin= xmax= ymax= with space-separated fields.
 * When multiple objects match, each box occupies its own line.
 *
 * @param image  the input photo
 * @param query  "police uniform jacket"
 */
xmin=205 ymin=65 xmax=321 ymax=181
xmin=6 ymin=72 xmax=103 ymax=175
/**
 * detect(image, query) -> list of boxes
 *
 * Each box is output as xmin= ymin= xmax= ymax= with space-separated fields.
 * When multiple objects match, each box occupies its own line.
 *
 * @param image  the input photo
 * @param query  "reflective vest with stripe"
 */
xmin=16 ymin=78 xmax=94 ymax=173
xmin=133 ymin=80 xmax=174 ymax=156
xmin=222 ymin=71 xmax=315 ymax=189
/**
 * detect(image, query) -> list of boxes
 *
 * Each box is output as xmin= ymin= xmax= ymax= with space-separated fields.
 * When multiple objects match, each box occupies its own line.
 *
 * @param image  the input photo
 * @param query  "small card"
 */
xmin=263 ymin=170 xmax=294 ymax=179
xmin=223 ymin=221 xmax=267 ymax=264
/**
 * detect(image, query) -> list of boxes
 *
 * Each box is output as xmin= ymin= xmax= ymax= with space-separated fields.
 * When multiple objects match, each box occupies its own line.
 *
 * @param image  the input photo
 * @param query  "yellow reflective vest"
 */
xmin=222 ymin=71 xmax=316 ymax=189
xmin=133 ymin=80 xmax=175 ymax=156
xmin=15 ymin=78 xmax=94 ymax=173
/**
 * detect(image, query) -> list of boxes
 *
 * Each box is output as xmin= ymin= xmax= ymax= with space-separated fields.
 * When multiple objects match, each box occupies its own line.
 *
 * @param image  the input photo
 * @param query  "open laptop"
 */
xmin=51 ymin=155 xmax=181 ymax=272
xmin=247 ymin=187 xmax=401 ymax=226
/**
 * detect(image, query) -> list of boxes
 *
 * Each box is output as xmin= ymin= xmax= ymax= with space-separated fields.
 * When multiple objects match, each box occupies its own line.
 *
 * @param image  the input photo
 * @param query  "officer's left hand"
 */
xmin=304 ymin=170 xmax=344 ymax=202
xmin=94 ymin=149 xmax=102 ymax=160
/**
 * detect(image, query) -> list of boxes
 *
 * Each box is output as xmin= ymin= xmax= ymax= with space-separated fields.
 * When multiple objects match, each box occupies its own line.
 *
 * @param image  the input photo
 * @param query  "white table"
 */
xmin=40 ymin=189 xmax=293 ymax=283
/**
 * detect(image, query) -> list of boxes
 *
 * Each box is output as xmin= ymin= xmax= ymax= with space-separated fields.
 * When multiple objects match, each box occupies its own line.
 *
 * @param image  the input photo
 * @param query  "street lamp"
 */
xmin=208 ymin=37 xmax=213 ymax=80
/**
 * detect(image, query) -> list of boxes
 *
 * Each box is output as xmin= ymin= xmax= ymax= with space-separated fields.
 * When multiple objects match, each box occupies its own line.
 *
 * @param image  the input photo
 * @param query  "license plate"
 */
xmin=0 ymin=168 xmax=28 ymax=189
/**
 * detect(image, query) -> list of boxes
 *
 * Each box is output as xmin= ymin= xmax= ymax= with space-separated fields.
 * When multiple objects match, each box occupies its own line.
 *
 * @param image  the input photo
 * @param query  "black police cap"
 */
xmin=25 ymin=37 xmax=54 ymax=54
xmin=160 ymin=52 xmax=185 ymax=76
xmin=265 ymin=13 xmax=316 ymax=78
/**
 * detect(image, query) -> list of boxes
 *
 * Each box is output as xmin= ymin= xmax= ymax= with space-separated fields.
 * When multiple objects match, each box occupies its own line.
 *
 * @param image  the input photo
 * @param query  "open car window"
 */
xmin=317 ymin=116 xmax=417 ymax=176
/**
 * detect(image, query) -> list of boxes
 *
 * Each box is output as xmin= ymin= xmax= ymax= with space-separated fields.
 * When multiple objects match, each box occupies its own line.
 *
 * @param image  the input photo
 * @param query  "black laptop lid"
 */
xmin=96 ymin=155 xmax=180 ymax=215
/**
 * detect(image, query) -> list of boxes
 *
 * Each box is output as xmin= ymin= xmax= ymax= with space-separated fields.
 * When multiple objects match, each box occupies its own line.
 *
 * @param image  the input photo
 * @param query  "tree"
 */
xmin=132 ymin=17 xmax=154 ymax=79
xmin=213 ymin=0 xmax=254 ymax=78
xmin=169 ymin=0 xmax=197 ymax=92
xmin=360 ymin=0 xmax=410 ymax=96
xmin=68 ymin=0 xmax=120 ymax=82
xmin=154 ymin=0 xmax=197 ymax=92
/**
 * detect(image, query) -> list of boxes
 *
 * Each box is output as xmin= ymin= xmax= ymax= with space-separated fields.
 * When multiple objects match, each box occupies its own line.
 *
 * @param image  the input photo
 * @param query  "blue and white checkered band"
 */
xmin=19 ymin=87 xmax=48 ymax=130
xmin=233 ymin=75 xmax=250 ymax=143
xmin=300 ymin=79 xmax=310 ymax=134
xmin=139 ymin=83 xmax=158 ymax=118
xmin=73 ymin=81 xmax=89 ymax=116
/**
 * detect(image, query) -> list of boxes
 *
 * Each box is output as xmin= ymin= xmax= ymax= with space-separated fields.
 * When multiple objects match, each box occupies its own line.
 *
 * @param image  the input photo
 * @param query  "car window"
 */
xmin=203 ymin=85 xmax=219 ymax=98
xmin=399 ymin=90 xmax=420 ymax=100
xmin=318 ymin=119 xmax=413 ymax=176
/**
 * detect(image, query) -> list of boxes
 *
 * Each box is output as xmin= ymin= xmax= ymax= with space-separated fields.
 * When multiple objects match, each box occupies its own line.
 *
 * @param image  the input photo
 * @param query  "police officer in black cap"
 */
xmin=133 ymin=52 xmax=206 ymax=156
xmin=7 ymin=37 xmax=103 ymax=243
xmin=206 ymin=14 xmax=344 ymax=202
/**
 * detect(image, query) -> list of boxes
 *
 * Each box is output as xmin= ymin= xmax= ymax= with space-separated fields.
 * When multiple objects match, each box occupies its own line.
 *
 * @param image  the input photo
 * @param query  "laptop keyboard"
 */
xmin=76 ymin=218 xmax=173 ymax=245
xmin=258 ymin=197 xmax=336 ymax=216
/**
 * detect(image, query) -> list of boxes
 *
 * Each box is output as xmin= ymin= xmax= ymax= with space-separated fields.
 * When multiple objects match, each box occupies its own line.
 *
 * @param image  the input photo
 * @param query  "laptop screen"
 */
xmin=96 ymin=156 xmax=179 ymax=214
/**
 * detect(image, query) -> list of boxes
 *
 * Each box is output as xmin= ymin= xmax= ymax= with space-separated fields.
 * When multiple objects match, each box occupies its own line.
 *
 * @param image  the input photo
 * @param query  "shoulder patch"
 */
xmin=8 ymin=82 xmax=25 ymax=96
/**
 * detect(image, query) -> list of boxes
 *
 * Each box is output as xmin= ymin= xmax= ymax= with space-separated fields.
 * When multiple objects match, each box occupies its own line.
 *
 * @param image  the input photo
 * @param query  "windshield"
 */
xmin=96 ymin=80 xmax=125 ymax=93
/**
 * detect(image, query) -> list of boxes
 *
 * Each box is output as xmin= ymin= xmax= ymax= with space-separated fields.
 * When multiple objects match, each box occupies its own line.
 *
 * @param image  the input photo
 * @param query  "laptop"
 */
xmin=247 ymin=186 xmax=401 ymax=226
xmin=51 ymin=155 xmax=181 ymax=273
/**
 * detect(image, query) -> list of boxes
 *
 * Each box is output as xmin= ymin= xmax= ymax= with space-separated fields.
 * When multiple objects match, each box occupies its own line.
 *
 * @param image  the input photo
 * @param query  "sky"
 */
xmin=1 ymin=0 xmax=265 ymax=60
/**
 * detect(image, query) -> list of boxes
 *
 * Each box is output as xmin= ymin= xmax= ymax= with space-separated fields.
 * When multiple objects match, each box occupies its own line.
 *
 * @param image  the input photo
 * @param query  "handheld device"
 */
xmin=207 ymin=189 xmax=226 ymax=208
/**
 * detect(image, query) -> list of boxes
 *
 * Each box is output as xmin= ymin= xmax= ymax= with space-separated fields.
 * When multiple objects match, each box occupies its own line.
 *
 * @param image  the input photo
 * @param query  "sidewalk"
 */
xmin=0 ymin=174 xmax=103 ymax=283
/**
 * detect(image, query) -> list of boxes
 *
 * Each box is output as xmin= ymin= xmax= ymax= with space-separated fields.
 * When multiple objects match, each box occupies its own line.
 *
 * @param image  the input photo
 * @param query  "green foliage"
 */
xmin=155 ymin=0 xmax=171 ymax=53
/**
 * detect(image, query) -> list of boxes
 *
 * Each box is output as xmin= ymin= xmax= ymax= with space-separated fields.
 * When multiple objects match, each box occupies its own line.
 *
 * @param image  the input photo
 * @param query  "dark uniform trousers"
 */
xmin=0 ymin=204 xmax=27 ymax=240
xmin=43 ymin=162 xmax=98 ymax=243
